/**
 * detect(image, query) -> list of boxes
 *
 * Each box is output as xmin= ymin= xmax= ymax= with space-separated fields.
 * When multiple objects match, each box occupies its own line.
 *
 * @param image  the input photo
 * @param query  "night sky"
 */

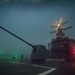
xmin=0 ymin=0 xmax=75 ymax=58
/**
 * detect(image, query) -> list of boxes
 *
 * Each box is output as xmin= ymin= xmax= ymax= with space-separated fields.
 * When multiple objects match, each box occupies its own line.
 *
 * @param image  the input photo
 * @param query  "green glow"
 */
xmin=12 ymin=53 xmax=19 ymax=60
xmin=13 ymin=54 xmax=17 ymax=59
xmin=14 ymin=54 xmax=17 ymax=58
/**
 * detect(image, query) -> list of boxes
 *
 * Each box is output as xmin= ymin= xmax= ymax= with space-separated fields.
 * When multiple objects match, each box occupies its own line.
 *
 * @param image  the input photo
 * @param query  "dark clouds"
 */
xmin=0 ymin=0 xmax=75 ymax=5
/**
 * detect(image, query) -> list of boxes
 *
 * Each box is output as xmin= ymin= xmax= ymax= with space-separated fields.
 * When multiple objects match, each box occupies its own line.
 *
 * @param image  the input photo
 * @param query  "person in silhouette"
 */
xmin=21 ymin=54 xmax=23 ymax=61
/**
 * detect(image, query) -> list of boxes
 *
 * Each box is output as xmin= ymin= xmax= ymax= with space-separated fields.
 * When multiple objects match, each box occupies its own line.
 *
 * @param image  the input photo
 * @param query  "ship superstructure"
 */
xmin=50 ymin=18 xmax=75 ymax=61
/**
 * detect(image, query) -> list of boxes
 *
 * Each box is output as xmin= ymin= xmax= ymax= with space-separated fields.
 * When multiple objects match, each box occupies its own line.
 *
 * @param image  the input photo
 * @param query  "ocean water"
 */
xmin=0 ymin=54 xmax=31 ymax=60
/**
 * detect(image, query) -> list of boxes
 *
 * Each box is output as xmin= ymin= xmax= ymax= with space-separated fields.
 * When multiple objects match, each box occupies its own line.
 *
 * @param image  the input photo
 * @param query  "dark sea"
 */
xmin=0 ymin=53 xmax=31 ymax=61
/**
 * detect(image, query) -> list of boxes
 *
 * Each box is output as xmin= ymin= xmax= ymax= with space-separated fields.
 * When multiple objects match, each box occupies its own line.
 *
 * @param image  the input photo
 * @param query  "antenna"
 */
xmin=50 ymin=18 xmax=72 ymax=37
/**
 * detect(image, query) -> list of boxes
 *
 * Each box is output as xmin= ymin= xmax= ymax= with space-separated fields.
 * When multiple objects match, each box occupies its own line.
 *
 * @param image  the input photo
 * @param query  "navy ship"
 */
xmin=50 ymin=18 xmax=75 ymax=61
xmin=0 ymin=18 xmax=75 ymax=63
xmin=1 ymin=19 xmax=75 ymax=75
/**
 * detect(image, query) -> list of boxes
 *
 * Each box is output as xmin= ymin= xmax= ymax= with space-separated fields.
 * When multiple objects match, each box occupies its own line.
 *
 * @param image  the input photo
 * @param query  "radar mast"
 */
xmin=50 ymin=18 xmax=72 ymax=37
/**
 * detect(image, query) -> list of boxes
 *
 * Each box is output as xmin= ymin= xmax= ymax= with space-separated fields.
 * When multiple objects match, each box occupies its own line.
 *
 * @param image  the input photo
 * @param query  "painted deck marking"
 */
xmin=32 ymin=64 xmax=57 ymax=75
xmin=38 ymin=68 xmax=56 ymax=75
xmin=0 ymin=61 xmax=57 ymax=75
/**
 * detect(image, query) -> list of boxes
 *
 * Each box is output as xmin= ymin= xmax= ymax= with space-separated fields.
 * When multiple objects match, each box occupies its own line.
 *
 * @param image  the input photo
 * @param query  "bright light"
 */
xmin=57 ymin=23 xmax=61 ymax=27
xmin=56 ymin=23 xmax=61 ymax=30
xmin=56 ymin=18 xmax=62 ymax=30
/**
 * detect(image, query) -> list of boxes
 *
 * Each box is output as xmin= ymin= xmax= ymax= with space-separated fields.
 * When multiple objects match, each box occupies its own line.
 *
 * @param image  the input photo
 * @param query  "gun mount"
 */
xmin=0 ymin=26 xmax=47 ymax=63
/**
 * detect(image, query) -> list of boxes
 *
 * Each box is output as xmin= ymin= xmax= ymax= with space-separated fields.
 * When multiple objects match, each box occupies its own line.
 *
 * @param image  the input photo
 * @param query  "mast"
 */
xmin=50 ymin=18 xmax=72 ymax=37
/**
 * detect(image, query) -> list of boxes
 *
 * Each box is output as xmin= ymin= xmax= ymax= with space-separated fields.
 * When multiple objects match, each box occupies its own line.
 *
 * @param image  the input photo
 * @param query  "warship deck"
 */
xmin=0 ymin=60 xmax=75 ymax=75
